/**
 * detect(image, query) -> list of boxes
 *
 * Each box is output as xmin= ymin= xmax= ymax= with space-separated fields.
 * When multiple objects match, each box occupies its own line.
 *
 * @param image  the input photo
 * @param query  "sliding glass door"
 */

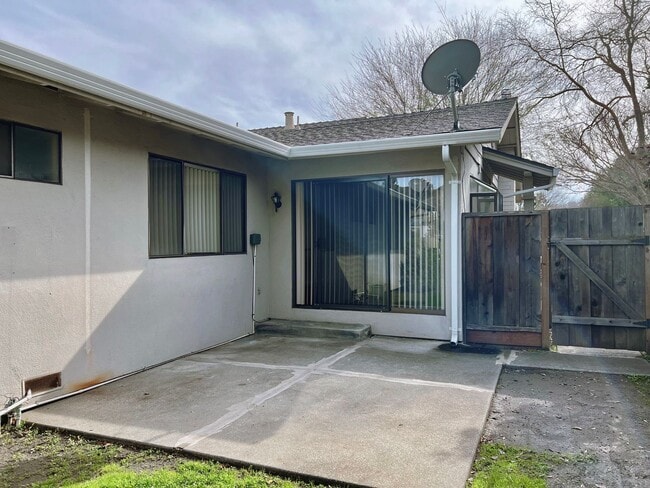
xmin=296 ymin=178 xmax=388 ymax=309
xmin=295 ymin=172 xmax=443 ymax=313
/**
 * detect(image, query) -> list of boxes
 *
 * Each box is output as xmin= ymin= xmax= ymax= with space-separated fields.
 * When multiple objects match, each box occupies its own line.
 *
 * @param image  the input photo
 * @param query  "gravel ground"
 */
xmin=483 ymin=367 xmax=649 ymax=488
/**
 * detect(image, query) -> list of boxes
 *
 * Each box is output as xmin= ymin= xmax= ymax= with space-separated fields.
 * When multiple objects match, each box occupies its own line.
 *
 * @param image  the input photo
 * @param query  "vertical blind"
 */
xmin=295 ymin=174 xmax=443 ymax=312
xmin=390 ymin=175 xmax=444 ymax=310
xmin=220 ymin=171 xmax=245 ymax=253
xmin=184 ymin=164 xmax=221 ymax=253
xmin=149 ymin=157 xmax=183 ymax=256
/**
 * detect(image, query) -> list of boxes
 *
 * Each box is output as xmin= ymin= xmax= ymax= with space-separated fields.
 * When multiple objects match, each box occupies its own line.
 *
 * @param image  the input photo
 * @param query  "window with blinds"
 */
xmin=0 ymin=120 xmax=61 ymax=184
xmin=148 ymin=155 xmax=245 ymax=257
xmin=294 ymin=173 xmax=444 ymax=312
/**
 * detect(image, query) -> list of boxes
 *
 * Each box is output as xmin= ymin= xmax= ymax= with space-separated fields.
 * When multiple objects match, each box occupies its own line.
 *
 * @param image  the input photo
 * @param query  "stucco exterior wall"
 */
xmin=265 ymin=148 xmax=457 ymax=339
xmin=0 ymin=76 xmax=270 ymax=401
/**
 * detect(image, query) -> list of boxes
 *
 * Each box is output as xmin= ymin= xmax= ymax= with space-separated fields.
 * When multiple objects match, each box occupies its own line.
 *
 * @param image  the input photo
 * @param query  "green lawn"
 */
xmin=467 ymin=443 xmax=593 ymax=488
xmin=0 ymin=427 xmax=331 ymax=488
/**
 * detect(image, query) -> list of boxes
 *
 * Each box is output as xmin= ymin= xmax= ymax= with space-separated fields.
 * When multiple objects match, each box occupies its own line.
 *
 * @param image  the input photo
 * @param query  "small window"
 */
xmin=470 ymin=193 xmax=502 ymax=213
xmin=0 ymin=121 xmax=61 ymax=184
xmin=149 ymin=155 xmax=246 ymax=257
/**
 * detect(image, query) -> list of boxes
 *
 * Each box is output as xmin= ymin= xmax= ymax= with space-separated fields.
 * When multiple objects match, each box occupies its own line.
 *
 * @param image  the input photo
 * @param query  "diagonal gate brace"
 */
xmin=555 ymin=242 xmax=643 ymax=320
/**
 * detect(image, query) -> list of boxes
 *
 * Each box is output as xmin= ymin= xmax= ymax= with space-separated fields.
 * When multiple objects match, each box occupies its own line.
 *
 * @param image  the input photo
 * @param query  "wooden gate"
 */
xmin=463 ymin=206 xmax=649 ymax=352
xmin=550 ymin=207 xmax=648 ymax=351
xmin=463 ymin=212 xmax=545 ymax=347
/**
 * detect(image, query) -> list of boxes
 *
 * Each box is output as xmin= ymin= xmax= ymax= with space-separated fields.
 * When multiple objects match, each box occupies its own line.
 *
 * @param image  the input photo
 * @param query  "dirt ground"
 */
xmin=483 ymin=367 xmax=650 ymax=488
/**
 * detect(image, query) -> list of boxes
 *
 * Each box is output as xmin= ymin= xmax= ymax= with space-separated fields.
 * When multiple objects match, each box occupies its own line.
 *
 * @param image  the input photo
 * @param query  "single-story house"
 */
xmin=0 ymin=40 xmax=557 ymax=404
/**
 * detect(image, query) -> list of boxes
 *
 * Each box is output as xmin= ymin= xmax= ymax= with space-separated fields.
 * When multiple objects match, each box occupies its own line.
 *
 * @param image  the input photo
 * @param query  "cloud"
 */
xmin=0 ymin=0 xmax=525 ymax=128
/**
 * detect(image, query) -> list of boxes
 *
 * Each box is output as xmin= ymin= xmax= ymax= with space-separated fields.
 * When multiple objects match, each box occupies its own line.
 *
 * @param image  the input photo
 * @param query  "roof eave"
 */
xmin=0 ymin=41 xmax=290 ymax=159
xmin=287 ymin=128 xmax=504 ymax=159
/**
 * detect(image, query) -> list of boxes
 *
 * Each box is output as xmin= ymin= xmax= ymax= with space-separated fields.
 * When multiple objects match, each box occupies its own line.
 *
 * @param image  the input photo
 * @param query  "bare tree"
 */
xmin=509 ymin=0 xmax=650 ymax=204
xmin=320 ymin=8 xmax=536 ymax=119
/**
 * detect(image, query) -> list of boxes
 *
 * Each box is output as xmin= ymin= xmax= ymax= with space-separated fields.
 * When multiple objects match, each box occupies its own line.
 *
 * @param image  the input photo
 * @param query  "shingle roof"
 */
xmin=251 ymin=98 xmax=516 ymax=147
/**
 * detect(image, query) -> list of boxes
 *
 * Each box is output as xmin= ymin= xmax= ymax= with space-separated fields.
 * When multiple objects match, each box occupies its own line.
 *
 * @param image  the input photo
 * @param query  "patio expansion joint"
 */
xmin=174 ymin=343 xmax=362 ymax=449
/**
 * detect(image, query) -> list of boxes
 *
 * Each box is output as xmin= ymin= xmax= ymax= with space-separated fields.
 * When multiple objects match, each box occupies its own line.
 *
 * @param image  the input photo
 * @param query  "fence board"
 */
xmin=463 ymin=217 xmax=479 ymax=327
xmin=477 ymin=216 xmax=494 ymax=326
xmin=520 ymin=215 xmax=541 ymax=327
xmin=550 ymin=209 xmax=569 ymax=317
xmin=567 ymin=208 xmax=591 ymax=317
xmin=492 ymin=216 xmax=505 ymax=326
xmin=588 ymin=207 xmax=612 ymax=318
xmin=503 ymin=216 xmax=521 ymax=326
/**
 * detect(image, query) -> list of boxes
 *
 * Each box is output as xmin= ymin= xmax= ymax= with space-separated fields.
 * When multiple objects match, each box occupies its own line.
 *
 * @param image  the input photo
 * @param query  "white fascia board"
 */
xmin=0 ymin=41 xmax=290 ymax=158
xmin=287 ymin=128 xmax=503 ymax=159
xmin=485 ymin=150 xmax=557 ymax=177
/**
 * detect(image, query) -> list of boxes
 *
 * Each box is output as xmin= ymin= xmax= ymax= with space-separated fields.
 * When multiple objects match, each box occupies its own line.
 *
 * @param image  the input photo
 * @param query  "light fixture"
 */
xmin=271 ymin=192 xmax=282 ymax=212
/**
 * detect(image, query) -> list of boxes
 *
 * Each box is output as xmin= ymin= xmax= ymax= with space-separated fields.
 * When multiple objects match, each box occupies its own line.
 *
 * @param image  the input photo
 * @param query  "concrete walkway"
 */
xmin=499 ymin=346 xmax=650 ymax=375
xmin=24 ymin=335 xmax=502 ymax=488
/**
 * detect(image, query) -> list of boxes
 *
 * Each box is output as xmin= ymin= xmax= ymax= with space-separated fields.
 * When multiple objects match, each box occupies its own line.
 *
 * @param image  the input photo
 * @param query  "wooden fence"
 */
xmin=463 ymin=206 xmax=649 ymax=352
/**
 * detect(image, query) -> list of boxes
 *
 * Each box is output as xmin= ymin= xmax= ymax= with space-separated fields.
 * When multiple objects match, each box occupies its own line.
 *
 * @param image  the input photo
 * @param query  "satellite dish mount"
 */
xmin=421 ymin=39 xmax=481 ymax=131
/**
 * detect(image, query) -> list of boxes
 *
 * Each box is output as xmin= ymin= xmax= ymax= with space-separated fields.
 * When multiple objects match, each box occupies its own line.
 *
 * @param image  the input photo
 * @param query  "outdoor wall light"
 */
xmin=271 ymin=192 xmax=282 ymax=212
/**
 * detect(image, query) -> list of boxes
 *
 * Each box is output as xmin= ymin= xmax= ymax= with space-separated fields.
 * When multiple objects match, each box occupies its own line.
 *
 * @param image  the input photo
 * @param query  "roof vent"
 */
xmin=501 ymin=88 xmax=512 ymax=99
xmin=284 ymin=111 xmax=295 ymax=129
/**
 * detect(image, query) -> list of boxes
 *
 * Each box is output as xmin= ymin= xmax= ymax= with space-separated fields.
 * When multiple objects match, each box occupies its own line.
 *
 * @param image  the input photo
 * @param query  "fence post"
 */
xmin=540 ymin=211 xmax=551 ymax=349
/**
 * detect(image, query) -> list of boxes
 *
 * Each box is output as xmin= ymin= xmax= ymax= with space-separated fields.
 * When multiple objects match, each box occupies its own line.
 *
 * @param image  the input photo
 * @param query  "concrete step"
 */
xmin=256 ymin=319 xmax=371 ymax=341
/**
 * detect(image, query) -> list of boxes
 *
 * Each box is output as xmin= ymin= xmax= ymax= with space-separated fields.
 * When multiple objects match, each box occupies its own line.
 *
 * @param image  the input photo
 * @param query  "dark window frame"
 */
xmin=291 ymin=170 xmax=445 ymax=315
xmin=470 ymin=192 xmax=502 ymax=213
xmin=0 ymin=119 xmax=62 ymax=185
xmin=148 ymin=153 xmax=247 ymax=258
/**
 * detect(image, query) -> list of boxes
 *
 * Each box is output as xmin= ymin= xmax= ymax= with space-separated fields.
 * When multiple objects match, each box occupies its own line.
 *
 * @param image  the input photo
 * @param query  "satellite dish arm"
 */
xmin=448 ymin=71 xmax=462 ymax=131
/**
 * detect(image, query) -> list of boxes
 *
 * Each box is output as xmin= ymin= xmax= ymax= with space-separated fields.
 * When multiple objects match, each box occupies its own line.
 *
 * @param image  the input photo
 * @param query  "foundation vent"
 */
xmin=23 ymin=372 xmax=61 ymax=396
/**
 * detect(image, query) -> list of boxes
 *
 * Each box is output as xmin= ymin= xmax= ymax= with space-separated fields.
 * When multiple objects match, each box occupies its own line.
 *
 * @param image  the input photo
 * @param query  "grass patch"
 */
xmin=70 ymin=461 xmax=302 ymax=487
xmin=0 ymin=427 xmax=330 ymax=488
xmin=627 ymin=374 xmax=650 ymax=405
xmin=467 ymin=442 xmax=592 ymax=488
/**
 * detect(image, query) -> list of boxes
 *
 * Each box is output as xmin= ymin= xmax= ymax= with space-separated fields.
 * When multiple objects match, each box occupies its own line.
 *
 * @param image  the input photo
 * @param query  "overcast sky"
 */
xmin=1 ymin=0 xmax=524 ymax=129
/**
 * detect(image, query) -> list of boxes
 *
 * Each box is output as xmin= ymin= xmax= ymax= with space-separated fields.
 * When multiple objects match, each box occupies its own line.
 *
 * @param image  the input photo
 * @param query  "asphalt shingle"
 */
xmin=251 ymin=98 xmax=516 ymax=147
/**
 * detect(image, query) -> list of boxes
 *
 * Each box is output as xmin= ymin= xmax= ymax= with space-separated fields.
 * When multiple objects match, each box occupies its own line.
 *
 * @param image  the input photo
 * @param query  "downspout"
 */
xmin=442 ymin=145 xmax=461 ymax=345
xmin=501 ymin=182 xmax=556 ymax=198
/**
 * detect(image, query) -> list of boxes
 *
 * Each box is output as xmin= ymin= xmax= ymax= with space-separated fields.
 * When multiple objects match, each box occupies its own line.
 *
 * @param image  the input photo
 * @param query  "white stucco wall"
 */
xmin=265 ymin=147 xmax=458 ymax=340
xmin=0 ymin=76 xmax=270 ymax=401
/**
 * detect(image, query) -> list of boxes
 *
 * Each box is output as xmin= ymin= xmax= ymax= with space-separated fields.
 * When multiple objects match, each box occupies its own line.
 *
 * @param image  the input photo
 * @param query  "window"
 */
xmin=294 ymin=173 xmax=444 ymax=312
xmin=469 ymin=176 xmax=501 ymax=212
xmin=0 ymin=121 xmax=61 ymax=184
xmin=148 ymin=155 xmax=246 ymax=257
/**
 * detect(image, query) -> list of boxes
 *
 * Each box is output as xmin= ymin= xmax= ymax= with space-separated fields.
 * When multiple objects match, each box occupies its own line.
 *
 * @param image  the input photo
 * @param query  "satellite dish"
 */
xmin=421 ymin=39 xmax=481 ymax=131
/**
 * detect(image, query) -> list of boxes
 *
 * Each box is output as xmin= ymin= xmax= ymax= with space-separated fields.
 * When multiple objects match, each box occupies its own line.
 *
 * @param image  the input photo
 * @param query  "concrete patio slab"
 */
xmin=24 ymin=335 xmax=502 ymax=487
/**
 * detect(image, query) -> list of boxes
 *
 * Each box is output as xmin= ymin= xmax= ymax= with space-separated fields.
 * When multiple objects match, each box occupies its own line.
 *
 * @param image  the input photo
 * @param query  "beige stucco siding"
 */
xmin=265 ymin=148 xmax=456 ymax=339
xmin=0 ymin=76 xmax=270 ymax=400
